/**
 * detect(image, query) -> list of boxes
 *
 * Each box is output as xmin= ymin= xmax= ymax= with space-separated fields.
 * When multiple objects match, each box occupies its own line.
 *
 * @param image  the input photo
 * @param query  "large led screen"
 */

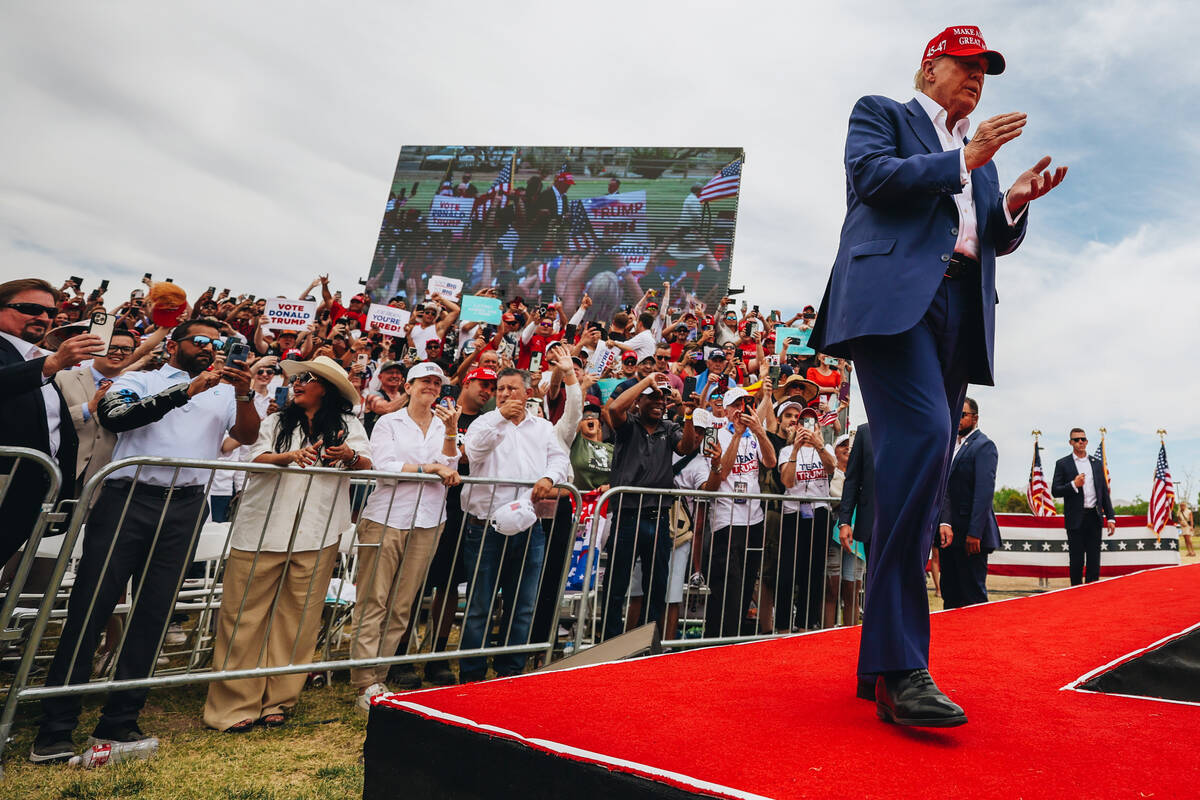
xmin=366 ymin=146 xmax=745 ymax=320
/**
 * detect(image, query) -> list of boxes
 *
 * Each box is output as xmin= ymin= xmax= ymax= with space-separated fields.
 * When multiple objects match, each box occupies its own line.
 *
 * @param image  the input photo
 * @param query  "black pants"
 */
xmin=939 ymin=542 xmax=989 ymax=609
xmin=600 ymin=509 xmax=672 ymax=641
xmin=1066 ymin=509 xmax=1103 ymax=585
xmin=703 ymin=521 xmax=764 ymax=638
xmin=531 ymin=496 xmax=578 ymax=644
xmin=39 ymin=482 xmax=206 ymax=738
xmin=773 ymin=510 xmax=828 ymax=630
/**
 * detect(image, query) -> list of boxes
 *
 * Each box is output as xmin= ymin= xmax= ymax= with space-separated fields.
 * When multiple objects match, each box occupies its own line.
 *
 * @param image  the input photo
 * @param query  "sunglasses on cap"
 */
xmin=3 ymin=302 xmax=57 ymax=317
xmin=179 ymin=335 xmax=225 ymax=349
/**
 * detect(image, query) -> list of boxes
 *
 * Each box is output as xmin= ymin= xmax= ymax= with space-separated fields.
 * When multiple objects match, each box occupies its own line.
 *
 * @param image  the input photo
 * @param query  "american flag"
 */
xmin=1149 ymin=442 xmax=1176 ymax=536
xmin=698 ymin=158 xmax=743 ymax=203
xmin=567 ymin=199 xmax=598 ymax=252
xmin=818 ymin=410 xmax=838 ymax=427
xmin=1093 ymin=437 xmax=1112 ymax=493
xmin=1026 ymin=442 xmax=1058 ymax=517
xmin=472 ymin=157 xmax=514 ymax=220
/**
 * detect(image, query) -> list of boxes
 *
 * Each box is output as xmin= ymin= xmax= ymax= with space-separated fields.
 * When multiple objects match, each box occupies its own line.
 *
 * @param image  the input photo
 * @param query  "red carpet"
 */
xmin=377 ymin=564 xmax=1200 ymax=799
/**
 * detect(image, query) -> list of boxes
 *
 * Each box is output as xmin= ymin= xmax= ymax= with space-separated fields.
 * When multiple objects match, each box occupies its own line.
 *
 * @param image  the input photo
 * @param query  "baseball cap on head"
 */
xmin=923 ymin=25 xmax=1004 ymax=74
xmin=723 ymin=386 xmax=751 ymax=407
xmin=465 ymin=366 xmax=498 ymax=383
xmin=406 ymin=361 xmax=445 ymax=385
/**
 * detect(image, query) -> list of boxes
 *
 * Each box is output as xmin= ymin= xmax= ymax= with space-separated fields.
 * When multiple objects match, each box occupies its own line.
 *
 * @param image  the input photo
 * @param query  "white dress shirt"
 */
xmin=0 ymin=330 xmax=61 ymax=458
xmin=1072 ymin=454 xmax=1097 ymax=509
xmin=107 ymin=364 xmax=237 ymax=486
xmin=460 ymin=409 xmax=570 ymax=518
xmin=914 ymin=92 xmax=1025 ymax=260
xmin=954 ymin=427 xmax=978 ymax=460
xmin=230 ymin=412 xmax=371 ymax=552
xmin=362 ymin=407 xmax=458 ymax=529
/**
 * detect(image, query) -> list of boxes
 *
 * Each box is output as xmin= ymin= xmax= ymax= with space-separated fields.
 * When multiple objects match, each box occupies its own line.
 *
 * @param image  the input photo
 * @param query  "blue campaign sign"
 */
xmin=460 ymin=294 xmax=502 ymax=325
xmin=595 ymin=378 xmax=622 ymax=403
xmin=774 ymin=326 xmax=814 ymax=356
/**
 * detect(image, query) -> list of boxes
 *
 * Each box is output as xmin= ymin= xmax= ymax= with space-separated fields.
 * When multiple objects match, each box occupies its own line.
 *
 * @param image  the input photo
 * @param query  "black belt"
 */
xmin=943 ymin=252 xmax=979 ymax=279
xmin=466 ymin=514 xmax=489 ymax=528
xmin=103 ymin=479 xmax=205 ymax=500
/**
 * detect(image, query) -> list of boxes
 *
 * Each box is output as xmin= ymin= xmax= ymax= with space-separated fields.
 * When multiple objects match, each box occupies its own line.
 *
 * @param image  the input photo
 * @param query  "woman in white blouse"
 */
xmin=203 ymin=356 xmax=372 ymax=733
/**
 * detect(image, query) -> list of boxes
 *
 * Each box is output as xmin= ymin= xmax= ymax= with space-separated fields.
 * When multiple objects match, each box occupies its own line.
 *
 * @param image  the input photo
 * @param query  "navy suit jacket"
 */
xmin=939 ymin=429 xmax=1001 ymax=552
xmin=836 ymin=423 xmax=874 ymax=543
xmin=1050 ymin=454 xmax=1116 ymax=529
xmin=810 ymin=95 xmax=1029 ymax=386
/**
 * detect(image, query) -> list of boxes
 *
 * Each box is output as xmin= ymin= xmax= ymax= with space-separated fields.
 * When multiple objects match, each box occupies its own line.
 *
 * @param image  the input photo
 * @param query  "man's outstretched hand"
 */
xmin=1007 ymin=156 xmax=1068 ymax=216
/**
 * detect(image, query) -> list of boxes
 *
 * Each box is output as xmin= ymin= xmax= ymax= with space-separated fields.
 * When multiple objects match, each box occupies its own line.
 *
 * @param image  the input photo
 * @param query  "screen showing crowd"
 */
xmin=367 ymin=146 xmax=745 ymax=324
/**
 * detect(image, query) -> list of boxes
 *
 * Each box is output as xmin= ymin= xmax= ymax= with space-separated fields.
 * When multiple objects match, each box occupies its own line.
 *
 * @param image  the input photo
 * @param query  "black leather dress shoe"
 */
xmin=856 ymin=676 xmax=875 ymax=701
xmin=875 ymin=669 xmax=967 ymax=727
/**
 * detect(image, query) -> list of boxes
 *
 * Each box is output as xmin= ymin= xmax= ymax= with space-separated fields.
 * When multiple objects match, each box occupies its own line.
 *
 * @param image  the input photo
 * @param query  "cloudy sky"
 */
xmin=2 ymin=1 xmax=1196 ymax=502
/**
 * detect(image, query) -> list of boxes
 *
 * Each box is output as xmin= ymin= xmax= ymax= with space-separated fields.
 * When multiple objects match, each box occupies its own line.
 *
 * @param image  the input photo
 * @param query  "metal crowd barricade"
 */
xmin=574 ymin=486 xmax=862 ymax=652
xmin=0 ymin=446 xmax=64 ymax=652
xmin=0 ymin=454 xmax=581 ymax=766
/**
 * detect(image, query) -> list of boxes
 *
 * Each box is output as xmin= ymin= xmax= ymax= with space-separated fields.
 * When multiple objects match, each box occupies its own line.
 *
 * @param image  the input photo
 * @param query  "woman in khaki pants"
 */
xmin=204 ymin=356 xmax=372 ymax=733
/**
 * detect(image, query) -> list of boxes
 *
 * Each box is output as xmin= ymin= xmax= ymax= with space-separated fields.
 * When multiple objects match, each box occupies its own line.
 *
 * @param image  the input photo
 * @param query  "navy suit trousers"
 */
xmin=851 ymin=277 xmax=974 ymax=675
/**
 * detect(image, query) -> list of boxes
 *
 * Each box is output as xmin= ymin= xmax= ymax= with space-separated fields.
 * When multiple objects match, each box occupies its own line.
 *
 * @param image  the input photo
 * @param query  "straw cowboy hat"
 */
xmin=281 ymin=355 xmax=361 ymax=406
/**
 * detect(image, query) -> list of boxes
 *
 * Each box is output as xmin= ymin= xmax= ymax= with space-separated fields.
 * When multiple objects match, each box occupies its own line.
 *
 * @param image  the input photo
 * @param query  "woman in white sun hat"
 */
xmin=204 ymin=356 xmax=372 ymax=733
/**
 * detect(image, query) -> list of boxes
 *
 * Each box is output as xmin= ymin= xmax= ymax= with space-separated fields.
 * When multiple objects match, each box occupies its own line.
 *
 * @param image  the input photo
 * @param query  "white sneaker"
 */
xmin=164 ymin=623 xmax=187 ymax=646
xmin=355 ymin=682 xmax=389 ymax=713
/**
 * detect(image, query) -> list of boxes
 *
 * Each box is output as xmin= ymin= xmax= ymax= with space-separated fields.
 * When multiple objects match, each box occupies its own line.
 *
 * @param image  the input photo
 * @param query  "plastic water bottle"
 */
xmin=69 ymin=738 xmax=159 ymax=768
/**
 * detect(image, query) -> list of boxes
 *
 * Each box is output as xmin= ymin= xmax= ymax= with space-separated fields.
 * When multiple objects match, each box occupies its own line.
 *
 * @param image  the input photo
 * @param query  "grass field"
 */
xmin=3 ymin=551 xmax=1193 ymax=798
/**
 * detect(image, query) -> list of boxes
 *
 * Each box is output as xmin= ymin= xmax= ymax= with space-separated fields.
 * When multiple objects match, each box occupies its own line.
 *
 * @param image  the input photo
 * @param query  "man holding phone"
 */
xmin=602 ymin=372 xmax=700 ymax=640
xmin=33 ymin=319 xmax=260 ymax=763
xmin=0 ymin=278 xmax=98 ymax=566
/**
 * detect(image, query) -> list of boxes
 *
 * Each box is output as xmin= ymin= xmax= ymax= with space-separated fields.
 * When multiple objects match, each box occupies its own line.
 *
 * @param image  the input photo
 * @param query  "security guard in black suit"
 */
xmin=937 ymin=398 xmax=1001 ymax=609
xmin=1050 ymin=428 xmax=1116 ymax=585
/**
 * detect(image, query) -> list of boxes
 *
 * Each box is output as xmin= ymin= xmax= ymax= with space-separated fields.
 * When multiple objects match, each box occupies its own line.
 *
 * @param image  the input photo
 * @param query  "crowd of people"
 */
xmin=0 ymin=271 xmax=866 ymax=765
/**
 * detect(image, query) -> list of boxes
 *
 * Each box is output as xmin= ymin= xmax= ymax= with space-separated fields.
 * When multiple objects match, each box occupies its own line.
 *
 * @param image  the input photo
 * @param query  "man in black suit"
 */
xmin=837 ymin=423 xmax=874 ymax=561
xmin=524 ymin=172 xmax=574 ymax=263
xmin=0 ymin=279 xmax=100 ymax=567
xmin=937 ymin=398 xmax=1001 ymax=609
xmin=838 ymin=422 xmax=876 ymax=701
xmin=1050 ymin=428 xmax=1116 ymax=585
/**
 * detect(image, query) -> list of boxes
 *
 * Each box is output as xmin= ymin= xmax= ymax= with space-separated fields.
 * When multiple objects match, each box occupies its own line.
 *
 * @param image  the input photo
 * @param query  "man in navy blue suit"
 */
xmin=811 ymin=25 xmax=1067 ymax=727
xmin=937 ymin=397 xmax=1001 ymax=610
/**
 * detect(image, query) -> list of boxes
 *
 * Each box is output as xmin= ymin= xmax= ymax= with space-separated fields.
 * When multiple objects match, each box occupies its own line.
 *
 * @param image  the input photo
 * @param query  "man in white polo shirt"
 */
xmin=458 ymin=367 xmax=569 ymax=682
xmin=33 ymin=319 xmax=259 ymax=764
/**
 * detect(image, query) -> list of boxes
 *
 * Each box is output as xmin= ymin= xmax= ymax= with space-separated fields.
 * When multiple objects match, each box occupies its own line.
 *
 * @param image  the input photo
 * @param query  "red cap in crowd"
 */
xmin=556 ymin=172 xmax=576 ymax=186
xmin=466 ymin=366 xmax=498 ymax=383
xmin=351 ymin=293 xmax=370 ymax=303
xmin=922 ymin=25 xmax=1004 ymax=74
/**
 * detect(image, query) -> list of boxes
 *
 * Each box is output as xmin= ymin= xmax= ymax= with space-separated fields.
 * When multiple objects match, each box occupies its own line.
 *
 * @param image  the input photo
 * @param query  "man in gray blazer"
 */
xmin=53 ymin=327 xmax=140 ymax=488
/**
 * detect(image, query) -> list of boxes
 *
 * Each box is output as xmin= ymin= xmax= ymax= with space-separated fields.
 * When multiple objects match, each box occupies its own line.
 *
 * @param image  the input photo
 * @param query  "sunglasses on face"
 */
xmin=961 ymin=411 xmax=976 ymax=418
xmin=255 ymin=368 xmax=274 ymax=376
xmin=292 ymin=372 xmax=317 ymax=385
xmin=3 ymin=302 xmax=57 ymax=318
xmin=180 ymin=335 xmax=224 ymax=349
xmin=1071 ymin=436 xmax=1088 ymax=442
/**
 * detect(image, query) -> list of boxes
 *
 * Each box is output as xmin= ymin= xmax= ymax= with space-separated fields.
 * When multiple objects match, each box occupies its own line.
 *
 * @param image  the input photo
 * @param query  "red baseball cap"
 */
xmin=466 ymin=366 xmax=498 ymax=383
xmin=922 ymin=25 xmax=1004 ymax=75
xmin=351 ymin=293 xmax=370 ymax=303
xmin=556 ymin=172 xmax=576 ymax=185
